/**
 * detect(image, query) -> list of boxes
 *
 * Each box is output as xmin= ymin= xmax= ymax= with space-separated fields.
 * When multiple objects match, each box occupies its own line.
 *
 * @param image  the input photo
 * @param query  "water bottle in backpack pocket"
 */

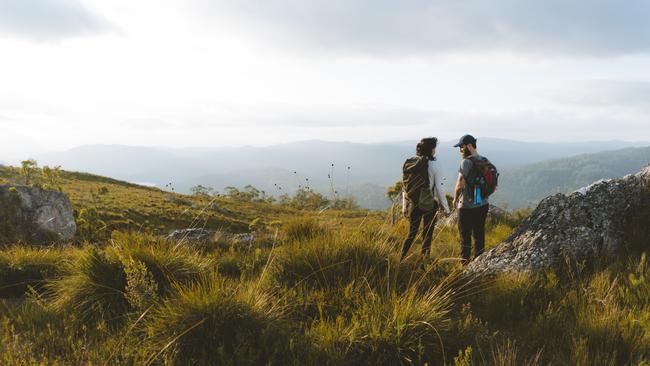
xmin=474 ymin=185 xmax=482 ymax=205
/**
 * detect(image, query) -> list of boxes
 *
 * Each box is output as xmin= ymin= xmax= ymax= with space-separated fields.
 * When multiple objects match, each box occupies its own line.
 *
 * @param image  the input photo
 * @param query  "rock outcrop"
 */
xmin=0 ymin=185 xmax=77 ymax=242
xmin=167 ymin=229 xmax=255 ymax=248
xmin=468 ymin=165 xmax=650 ymax=274
xmin=167 ymin=228 xmax=214 ymax=244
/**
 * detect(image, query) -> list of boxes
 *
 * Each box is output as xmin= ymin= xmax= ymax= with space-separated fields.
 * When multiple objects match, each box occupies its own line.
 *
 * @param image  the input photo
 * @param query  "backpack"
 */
xmin=402 ymin=156 xmax=437 ymax=212
xmin=468 ymin=156 xmax=499 ymax=198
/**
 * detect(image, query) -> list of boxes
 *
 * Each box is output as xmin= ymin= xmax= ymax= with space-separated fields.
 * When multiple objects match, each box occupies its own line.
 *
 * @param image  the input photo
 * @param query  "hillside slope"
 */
xmin=492 ymin=146 xmax=650 ymax=208
xmin=0 ymin=166 xmax=285 ymax=240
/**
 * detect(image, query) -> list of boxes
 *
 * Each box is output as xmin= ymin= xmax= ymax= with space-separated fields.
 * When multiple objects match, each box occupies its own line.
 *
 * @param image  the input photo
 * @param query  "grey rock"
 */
xmin=167 ymin=228 xmax=214 ymax=244
xmin=0 ymin=185 xmax=76 ymax=242
xmin=167 ymin=228 xmax=255 ymax=250
xmin=233 ymin=233 xmax=255 ymax=249
xmin=468 ymin=165 xmax=650 ymax=274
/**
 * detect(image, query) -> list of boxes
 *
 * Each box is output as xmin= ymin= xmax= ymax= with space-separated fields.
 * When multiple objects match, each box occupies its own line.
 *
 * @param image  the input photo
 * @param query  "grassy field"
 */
xmin=1 ymin=166 xmax=649 ymax=364
xmin=0 ymin=165 xmax=325 ymax=241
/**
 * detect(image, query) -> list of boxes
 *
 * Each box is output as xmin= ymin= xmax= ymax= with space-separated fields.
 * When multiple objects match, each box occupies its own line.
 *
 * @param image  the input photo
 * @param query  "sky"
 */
xmin=1 ymin=0 xmax=650 ymax=162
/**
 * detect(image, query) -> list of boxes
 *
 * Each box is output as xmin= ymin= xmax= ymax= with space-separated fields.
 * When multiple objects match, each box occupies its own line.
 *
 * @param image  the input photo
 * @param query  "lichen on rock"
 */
xmin=468 ymin=165 xmax=650 ymax=274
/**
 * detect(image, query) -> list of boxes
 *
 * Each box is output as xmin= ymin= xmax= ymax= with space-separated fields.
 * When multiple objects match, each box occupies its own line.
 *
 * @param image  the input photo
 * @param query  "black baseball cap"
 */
xmin=453 ymin=134 xmax=477 ymax=147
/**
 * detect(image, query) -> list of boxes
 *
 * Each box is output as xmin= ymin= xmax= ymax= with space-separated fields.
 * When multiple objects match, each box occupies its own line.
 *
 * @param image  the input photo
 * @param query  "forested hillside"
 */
xmin=493 ymin=146 xmax=650 ymax=208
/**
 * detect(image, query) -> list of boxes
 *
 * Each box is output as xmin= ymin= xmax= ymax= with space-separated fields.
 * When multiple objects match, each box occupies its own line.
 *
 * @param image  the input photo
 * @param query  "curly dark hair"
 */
xmin=416 ymin=137 xmax=438 ymax=160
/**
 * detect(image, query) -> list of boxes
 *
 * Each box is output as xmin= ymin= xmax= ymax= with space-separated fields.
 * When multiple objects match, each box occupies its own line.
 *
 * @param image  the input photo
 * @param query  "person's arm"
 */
xmin=431 ymin=163 xmax=450 ymax=214
xmin=401 ymin=191 xmax=408 ymax=217
xmin=453 ymin=172 xmax=465 ymax=209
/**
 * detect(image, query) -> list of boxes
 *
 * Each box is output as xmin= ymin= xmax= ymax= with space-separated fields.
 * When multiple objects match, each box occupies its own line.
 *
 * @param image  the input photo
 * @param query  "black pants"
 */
xmin=401 ymin=207 xmax=438 ymax=259
xmin=458 ymin=205 xmax=489 ymax=261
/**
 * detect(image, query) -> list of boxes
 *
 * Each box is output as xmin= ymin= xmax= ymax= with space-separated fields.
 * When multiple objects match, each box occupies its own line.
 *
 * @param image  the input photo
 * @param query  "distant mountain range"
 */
xmin=491 ymin=146 xmax=650 ymax=209
xmin=32 ymin=139 xmax=650 ymax=209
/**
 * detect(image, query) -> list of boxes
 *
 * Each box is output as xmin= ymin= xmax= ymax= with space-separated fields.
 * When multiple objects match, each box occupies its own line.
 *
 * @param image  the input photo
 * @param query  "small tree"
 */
xmin=224 ymin=185 xmax=271 ymax=202
xmin=190 ymin=185 xmax=214 ymax=198
xmin=289 ymin=188 xmax=330 ymax=210
xmin=332 ymin=197 xmax=360 ymax=210
xmin=42 ymin=165 xmax=62 ymax=189
xmin=386 ymin=180 xmax=404 ymax=224
xmin=20 ymin=159 xmax=39 ymax=185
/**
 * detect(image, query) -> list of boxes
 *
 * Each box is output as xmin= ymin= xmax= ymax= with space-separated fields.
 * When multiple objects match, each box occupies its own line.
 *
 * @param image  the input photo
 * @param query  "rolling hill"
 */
xmin=492 ymin=146 xmax=650 ymax=209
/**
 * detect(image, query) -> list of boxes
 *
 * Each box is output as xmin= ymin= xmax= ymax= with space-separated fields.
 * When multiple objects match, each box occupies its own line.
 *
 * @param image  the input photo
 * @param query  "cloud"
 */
xmin=197 ymin=0 xmax=650 ymax=57
xmin=121 ymin=118 xmax=174 ymax=129
xmin=176 ymin=104 xmax=442 ymax=128
xmin=0 ymin=0 xmax=112 ymax=41
xmin=550 ymin=80 xmax=650 ymax=110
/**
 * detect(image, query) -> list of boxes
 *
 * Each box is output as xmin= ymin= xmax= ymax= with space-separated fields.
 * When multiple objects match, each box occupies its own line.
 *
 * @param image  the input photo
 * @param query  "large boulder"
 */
xmin=0 ymin=185 xmax=77 ymax=243
xmin=468 ymin=165 xmax=650 ymax=274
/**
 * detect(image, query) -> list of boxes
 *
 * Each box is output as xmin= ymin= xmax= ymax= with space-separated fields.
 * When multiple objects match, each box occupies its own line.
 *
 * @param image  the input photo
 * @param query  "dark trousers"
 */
xmin=401 ymin=207 xmax=438 ymax=259
xmin=458 ymin=205 xmax=489 ymax=261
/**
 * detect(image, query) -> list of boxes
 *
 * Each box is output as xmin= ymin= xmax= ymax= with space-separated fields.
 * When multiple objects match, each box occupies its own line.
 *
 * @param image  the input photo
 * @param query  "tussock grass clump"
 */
xmin=466 ymin=272 xmax=560 ymax=329
xmin=47 ymin=232 xmax=214 ymax=325
xmin=309 ymin=280 xmax=457 ymax=365
xmin=0 ymin=246 xmax=75 ymax=298
xmin=48 ymin=247 xmax=129 ymax=325
xmin=271 ymin=229 xmax=393 ymax=290
xmin=108 ymin=231 xmax=213 ymax=295
xmin=143 ymin=273 xmax=305 ymax=366
xmin=283 ymin=216 xmax=327 ymax=243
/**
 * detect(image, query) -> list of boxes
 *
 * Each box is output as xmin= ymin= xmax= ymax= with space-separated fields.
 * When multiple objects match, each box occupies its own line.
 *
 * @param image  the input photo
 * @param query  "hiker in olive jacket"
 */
xmin=401 ymin=137 xmax=451 ymax=260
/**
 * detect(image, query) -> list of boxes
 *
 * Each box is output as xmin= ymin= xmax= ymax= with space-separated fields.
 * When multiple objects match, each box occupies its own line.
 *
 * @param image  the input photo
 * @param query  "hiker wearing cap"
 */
xmin=400 ymin=137 xmax=451 ymax=260
xmin=453 ymin=135 xmax=498 ymax=264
